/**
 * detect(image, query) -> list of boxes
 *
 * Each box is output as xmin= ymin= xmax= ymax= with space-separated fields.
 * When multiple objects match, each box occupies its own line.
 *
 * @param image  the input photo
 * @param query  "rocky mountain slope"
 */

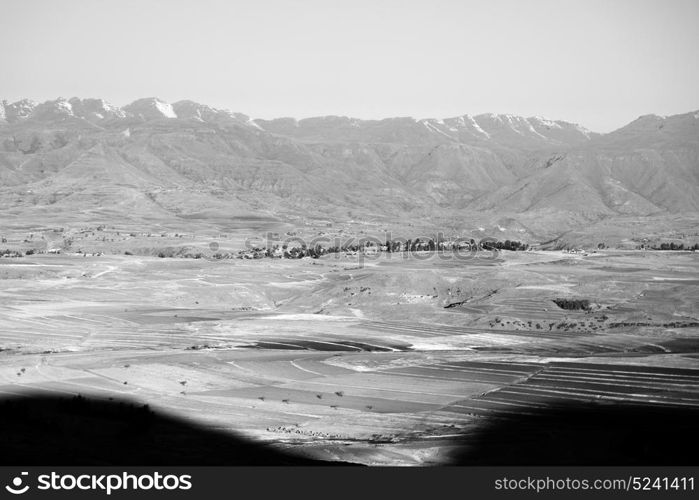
xmin=0 ymin=97 xmax=697 ymax=246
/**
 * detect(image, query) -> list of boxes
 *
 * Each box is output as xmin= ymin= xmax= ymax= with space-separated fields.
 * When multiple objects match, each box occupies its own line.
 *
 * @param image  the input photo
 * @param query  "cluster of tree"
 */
xmin=154 ymin=248 xmax=205 ymax=259
xmin=237 ymin=244 xmax=328 ymax=260
xmin=609 ymin=320 xmax=699 ymax=329
xmin=552 ymin=298 xmax=592 ymax=311
xmin=651 ymin=242 xmax=698 ymax=251
xmin=151 ymin=237 xmax=530 ymax=261
xmin=235 ymin=237 xmax=530 ymax=260
xmin=181 ymin=252 xmax=204 ymax=259
xmin=0 ymin=249 xmax=24 ymax=258
xmin=482 ymin=240 xmax=529 ymax=251
xmin=0 ymin=249 xmax=36 ymax=257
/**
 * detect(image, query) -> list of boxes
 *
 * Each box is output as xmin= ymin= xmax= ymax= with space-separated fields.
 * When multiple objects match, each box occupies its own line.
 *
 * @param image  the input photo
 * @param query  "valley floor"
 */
xmin=0 ymin=250 xmax=697 ymax=464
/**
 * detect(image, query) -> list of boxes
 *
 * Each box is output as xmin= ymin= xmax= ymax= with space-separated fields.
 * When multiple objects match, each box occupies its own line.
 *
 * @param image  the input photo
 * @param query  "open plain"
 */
xmin=1 ymin=247 xmax=697 ymax=465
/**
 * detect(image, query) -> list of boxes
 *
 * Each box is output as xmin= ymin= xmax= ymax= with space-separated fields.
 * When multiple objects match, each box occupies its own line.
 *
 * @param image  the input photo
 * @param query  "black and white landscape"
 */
xmin=0 ymin=0 xmax=698 ymax=465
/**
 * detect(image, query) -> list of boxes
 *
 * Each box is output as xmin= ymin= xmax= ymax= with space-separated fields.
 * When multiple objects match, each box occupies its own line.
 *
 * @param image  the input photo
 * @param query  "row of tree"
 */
xmin=482 ymin=240 xmax=529 ymax=251
xmin=651 ymin=242 xmax=699 ymax=251
xmin=235 ymin=238 xmax=530 ymax=260
xmin=0 ymin=248 xmax=35 ymax=257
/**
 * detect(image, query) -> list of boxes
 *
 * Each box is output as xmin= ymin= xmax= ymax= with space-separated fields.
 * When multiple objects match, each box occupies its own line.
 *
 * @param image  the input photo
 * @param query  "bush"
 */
xmin=553 ymin=298 xmax=591 ymax=311
xmin=0 ymin=249 xmax=23 ymax=258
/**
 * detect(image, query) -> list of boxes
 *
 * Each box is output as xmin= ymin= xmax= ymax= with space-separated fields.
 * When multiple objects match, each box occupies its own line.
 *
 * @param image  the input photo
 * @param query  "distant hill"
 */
xmin=1 ymin=97 xmax=697 ymax=246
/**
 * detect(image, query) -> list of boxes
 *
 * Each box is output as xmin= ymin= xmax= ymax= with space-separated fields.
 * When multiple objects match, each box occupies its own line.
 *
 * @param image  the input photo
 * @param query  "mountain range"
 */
xmin=1 ymin=97 xmax=698 ymax=247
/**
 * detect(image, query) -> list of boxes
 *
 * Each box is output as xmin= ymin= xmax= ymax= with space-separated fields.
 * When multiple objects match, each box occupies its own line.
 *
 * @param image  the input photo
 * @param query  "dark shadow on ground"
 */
xmin=450 ymin=401 xmax=699 ymax=465
xmin=4 ymin=393 xmax=697 ymax=465
xmin=0 ymin=393 xmax=344 ymax=465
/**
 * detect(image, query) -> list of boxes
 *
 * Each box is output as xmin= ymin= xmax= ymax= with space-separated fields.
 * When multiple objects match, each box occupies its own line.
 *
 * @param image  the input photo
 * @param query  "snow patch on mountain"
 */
xmin=154 ymin=100 xmax=177 ymax=118
xmin=5 ymin=99 xmax=37 ymax=122
xmin=467 ymin=116 xmax=491 ymax=138
xmin=505 ymin=115 xmax=525 ymax=135
xmin=422 ymin=120 xmax=454 ymax=139
xmin=27 ymin=98 xmax=76 ymax=121
xmin=523 ymin=118 xmax=548 ymax=139
xmin=54 ymin=98 xmax=74 ymax=115
xmin=531 ymin=116 xmax=563 ymax=129
xmin=574 ymin=124 xmax=591 ymax=139
xmin=68 ymin=98 xmax=126 ymax=121
xmin=248 ymin=119 xmax=264 ymax=130
xmin=124 ymin=98 xmax=177 ymax=120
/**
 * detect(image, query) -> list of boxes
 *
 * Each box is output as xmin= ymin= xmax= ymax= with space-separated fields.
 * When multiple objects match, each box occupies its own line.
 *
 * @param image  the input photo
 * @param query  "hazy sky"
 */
xmin=1 ymin=0 xmax=698 ymax=132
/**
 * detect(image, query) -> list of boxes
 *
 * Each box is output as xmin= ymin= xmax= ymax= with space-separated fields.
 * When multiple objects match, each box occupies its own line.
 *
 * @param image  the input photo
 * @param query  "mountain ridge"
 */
xmin=1 ymin=97 xmax=698 ymax=248
xmin=1 ymin=97 xmax=596 ymax=139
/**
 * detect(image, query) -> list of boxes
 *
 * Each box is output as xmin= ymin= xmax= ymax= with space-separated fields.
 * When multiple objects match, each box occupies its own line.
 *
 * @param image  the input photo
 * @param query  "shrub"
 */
xmin=553 ymin=298 xmax=591 ymax=311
